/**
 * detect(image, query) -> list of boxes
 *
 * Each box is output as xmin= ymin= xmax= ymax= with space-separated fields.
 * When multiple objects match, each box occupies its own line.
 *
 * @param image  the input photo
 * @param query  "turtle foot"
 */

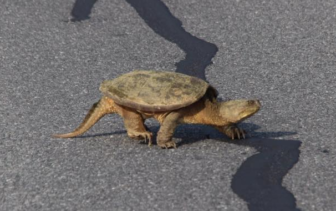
xmin=226 ymin=125 xmax=246 ymax=140
xmin=128 ymin=131 xmax=153 ymax=146
xmin=158 ymin=141 xmax=177 ymax=149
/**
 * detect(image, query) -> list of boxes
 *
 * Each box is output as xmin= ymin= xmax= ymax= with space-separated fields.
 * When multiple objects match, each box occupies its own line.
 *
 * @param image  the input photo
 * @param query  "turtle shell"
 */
xmin=99 ymin=70 xmax=217 ymax=112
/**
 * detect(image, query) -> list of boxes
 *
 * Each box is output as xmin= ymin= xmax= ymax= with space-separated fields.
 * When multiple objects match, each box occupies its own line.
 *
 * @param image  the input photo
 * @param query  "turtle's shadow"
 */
xmin=71 ymin=130 xmax=127 ymax=138
xmin=73 ymin=123 xmax=301 ymax=211
xmin=168 ymin=123 xmax=301 ymax=211
xmin=173 ymin=123 xmax=296 ymax=147
xmin=76 ymin=123 xmax=296 ymax=146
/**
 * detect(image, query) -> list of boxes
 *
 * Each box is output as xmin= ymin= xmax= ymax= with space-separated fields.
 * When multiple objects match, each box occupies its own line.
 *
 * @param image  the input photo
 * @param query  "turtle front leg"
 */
xmin=215 ymin=124 xmax=246 ymax=140
xmin=121 ymin=108 xmax=153 ymax=146
xmin=157 ymin=112 xmax=181 ymax=149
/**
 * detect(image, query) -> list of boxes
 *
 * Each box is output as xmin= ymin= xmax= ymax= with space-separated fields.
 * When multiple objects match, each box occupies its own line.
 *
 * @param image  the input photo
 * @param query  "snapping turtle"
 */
xmin=53 ymin=70 xmax=260 ymax=148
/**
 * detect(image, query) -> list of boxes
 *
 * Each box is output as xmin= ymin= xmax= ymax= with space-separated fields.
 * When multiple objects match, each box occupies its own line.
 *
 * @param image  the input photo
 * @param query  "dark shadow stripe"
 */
xmin=70 ymin=0 xmax=98 ymax=22
xmin=125 ymin=0 xmax=218 ymax=80
xmin=231 ymin=138 xmax=302 ymax=211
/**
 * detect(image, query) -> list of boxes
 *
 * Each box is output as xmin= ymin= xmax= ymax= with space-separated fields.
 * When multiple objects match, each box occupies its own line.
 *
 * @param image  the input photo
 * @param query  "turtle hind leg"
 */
xmin=121 ymin=108 xmax=153 ymax=146
xmin=53 ymin=96 xmax=116 ymax=138
xmin=156 ymin=112 xmax=181 ymax=149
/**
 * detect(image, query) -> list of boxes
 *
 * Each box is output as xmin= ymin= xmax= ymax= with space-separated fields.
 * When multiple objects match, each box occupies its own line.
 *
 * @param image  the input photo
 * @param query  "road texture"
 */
xmin=1 ymin=0 xmax=335 ymax=210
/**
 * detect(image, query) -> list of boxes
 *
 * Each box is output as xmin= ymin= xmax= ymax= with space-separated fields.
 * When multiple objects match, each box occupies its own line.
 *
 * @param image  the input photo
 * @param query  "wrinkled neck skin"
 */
xmin=202 ymin=101 xmax=231 ymax=125
xmin=181 ymin=99 xmax=230 ymax=126
xmin=181 ymin=98 xmax=260 ymax=126
xmin=216 ymin=101 xmax=243 ymax=124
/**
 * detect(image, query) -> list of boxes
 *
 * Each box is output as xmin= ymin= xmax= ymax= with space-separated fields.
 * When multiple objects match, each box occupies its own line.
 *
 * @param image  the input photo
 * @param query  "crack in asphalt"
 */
xmin=69 ymin=0 xmax=302 ymax=210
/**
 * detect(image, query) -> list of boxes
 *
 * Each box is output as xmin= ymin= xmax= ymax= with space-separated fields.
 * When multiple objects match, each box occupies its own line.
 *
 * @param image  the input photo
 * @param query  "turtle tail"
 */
xmin=53 ymin=96 xmax=116 ymax=138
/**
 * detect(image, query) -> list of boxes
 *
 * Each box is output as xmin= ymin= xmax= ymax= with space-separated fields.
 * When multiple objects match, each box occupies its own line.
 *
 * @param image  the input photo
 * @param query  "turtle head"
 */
xmin=219 ymin=99 xmax=261 ymax=123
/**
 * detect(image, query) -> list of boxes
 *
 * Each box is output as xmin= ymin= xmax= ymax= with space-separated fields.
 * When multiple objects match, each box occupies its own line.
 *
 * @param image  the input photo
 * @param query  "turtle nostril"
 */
xmin=254 ymin=100 xmax=261 ymax=107
xmin=248 ymin=100 xmax=261 ymax=107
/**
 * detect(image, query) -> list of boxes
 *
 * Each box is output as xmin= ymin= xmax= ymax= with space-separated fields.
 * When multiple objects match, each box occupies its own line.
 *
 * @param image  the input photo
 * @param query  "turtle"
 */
xmin=53 ymin=70 xmax=261 ymax=148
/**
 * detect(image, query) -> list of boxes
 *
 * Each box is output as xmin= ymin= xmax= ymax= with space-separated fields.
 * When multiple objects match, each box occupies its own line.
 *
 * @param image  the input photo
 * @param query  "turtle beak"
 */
xmin=220 ymin=99 xmax=261 ymax=123
xmin=239 ymin=100 xmax=261 ymax=120
xmin=254 ymin=100 xmax=261 ymax=108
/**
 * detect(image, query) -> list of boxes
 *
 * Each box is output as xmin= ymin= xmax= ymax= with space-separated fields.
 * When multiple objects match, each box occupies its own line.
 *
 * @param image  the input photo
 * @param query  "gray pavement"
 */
xmin=1 ymin=0 xmax=336 ymax=210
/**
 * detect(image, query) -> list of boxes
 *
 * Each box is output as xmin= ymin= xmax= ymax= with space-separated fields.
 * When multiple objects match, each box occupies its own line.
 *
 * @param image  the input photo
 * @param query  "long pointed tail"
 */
xmin=53 ymin=96 xmax=116 ymax=138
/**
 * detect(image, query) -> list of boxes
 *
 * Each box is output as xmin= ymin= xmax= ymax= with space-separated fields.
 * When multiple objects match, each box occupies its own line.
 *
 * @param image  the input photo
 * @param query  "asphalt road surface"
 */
xmin=1 ymin=0 xmax=335 ymax=210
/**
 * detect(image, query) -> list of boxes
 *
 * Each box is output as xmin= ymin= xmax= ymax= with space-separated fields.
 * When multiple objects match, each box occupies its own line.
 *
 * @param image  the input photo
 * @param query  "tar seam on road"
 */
xmin=125 ymin=0 xmax=218 ymax=81
xmin=69 ymin=0 xmax=302 ymax=210
xmin=70 ymin=0 xmax=97 ymax=22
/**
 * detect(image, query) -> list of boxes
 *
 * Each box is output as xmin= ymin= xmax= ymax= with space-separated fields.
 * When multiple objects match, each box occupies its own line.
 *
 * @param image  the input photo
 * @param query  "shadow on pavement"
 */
xmin=177 ymin=124 xmax=302 ymax=211
xmin=63 ymin=121 xmax=301 ymax=211
xmin=231 ymin=137 xmax=302 ymax=211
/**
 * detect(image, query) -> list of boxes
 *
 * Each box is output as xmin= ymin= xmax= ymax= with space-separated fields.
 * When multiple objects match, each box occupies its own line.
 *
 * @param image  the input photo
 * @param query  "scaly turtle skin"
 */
xmin=53 ymin=70 xmax=261 ymax=148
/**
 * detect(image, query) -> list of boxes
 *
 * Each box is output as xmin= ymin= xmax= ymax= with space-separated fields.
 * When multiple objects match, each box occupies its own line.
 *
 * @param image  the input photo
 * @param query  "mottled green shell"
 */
xmin=99 ymin=70 xmax=215 ymax=112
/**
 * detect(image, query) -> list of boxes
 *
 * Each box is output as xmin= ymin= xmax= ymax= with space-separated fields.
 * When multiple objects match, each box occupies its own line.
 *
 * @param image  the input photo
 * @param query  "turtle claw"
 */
xmin=223 ymin=125 xmax=246 ymax=140
xmin=128 ymin=131 xmax=153 ymax=146
xmin=146 ymin=134 xmax=153 ymax=147
xmin=242 ymin=130 xmax=246 ymax=139
xmin=235 ymin=128 xmax=241 ymax=139
xmin=145 ymin=133 xmax=153 ymax=146
xmin=234 ymin=128 xmax=246 ymax=140
xmin=236 ymin=128 xmax=246 ymax=140
xmin=158 ymin=141 xmax=177 ymax=149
